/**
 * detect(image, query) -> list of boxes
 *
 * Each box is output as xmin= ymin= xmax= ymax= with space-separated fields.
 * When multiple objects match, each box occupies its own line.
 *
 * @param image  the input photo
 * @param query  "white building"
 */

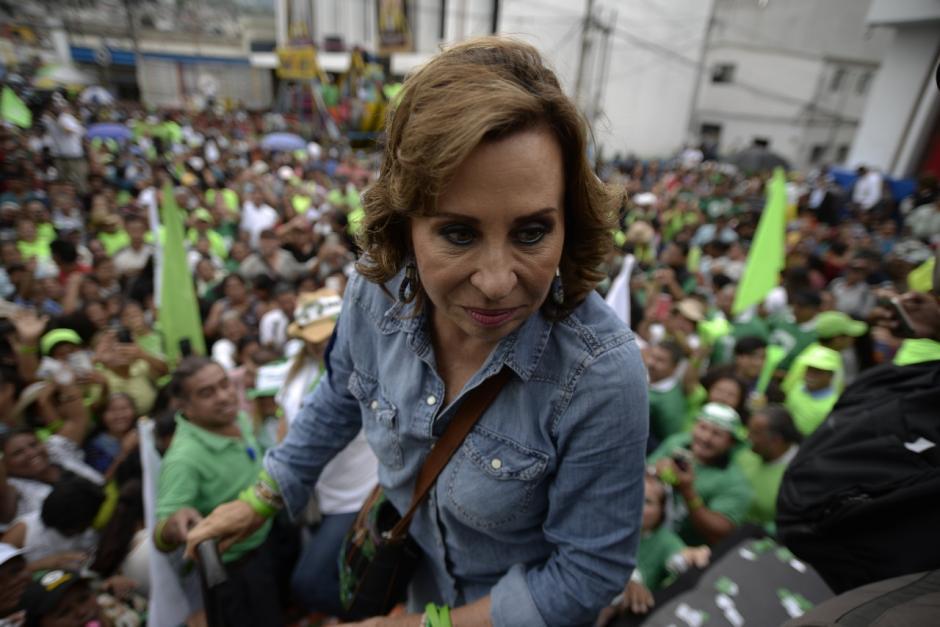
xmin=692 ymin=0 xmax=892 ymax=170
xmin=847 ymin=0 xmax=940 ymax=178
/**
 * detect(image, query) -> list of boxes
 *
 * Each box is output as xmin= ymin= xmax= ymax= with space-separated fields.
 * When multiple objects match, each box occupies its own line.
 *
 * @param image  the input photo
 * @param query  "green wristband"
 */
xmin=258 ymin=469 xmax=280 ymax=493
xmin=424 ymin=603 xmax=452 ymax=627
xmin=238 ymin=486 xmax=278 ymax=519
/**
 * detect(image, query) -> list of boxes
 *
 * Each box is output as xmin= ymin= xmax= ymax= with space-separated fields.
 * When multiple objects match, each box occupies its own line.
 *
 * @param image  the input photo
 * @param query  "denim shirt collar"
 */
xmin=376 ymin=275 xmax=553 ymax=383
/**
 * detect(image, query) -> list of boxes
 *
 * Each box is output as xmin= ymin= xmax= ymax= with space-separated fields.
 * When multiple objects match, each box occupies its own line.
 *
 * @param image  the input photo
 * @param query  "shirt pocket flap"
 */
xmin=463 ymin=429 xmax=548 ymax=481
xmin=348 ymin=370 xmax=397 ymax=424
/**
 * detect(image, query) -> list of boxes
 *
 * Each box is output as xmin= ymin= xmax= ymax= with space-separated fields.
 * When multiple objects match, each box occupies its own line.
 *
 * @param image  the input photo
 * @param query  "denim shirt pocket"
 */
xmin=348 ymin=369 xmax=404 ymax=470
xmin=445 ymin=427 xmax=549 ymax=530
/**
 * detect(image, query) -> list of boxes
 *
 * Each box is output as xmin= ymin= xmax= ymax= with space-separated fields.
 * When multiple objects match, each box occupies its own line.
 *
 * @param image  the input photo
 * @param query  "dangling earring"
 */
xmin=399 ymin=259 xmax=418 ymax=302
xmin=551 ymin=267 xmax=564 ymax=306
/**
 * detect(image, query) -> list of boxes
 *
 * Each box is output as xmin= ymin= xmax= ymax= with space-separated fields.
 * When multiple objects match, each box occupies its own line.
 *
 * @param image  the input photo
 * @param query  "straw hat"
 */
xmin=287 ymin=289 xmax=342 ymax=344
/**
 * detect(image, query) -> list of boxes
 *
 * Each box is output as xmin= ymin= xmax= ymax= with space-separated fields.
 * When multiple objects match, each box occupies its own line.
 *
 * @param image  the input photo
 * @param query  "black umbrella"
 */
xmin=726 ymin=146 xmax=790 ymax=174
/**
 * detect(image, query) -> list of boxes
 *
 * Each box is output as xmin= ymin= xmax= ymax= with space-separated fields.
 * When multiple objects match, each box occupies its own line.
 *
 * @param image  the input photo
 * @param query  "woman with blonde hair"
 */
xmin=189 ymin=36 xmax=648 ymax=626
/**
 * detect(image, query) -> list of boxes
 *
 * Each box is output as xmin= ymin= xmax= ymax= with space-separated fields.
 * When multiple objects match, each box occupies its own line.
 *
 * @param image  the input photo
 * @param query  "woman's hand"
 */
xmin=184 ymin=499 xmax=266 ymax=559
xmin=623 ymin=580 xmax=655 ymax=614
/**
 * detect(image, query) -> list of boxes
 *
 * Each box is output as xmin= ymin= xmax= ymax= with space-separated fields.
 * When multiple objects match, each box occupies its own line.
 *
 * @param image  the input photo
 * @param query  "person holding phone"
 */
xmin=649 ymin=403 xmax=752 ymax=546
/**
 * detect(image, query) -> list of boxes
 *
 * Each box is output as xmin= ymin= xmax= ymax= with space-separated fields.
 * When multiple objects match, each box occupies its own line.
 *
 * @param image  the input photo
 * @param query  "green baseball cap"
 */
xmin=801 ymin=344 xmax=842 ymax=372
xmin=192 ymin=207 xmax=214 ymax=224
xmin=39 ymin=329 xmax=82 ymax=356
xmin=814 ymin=311 xmax=868 ymax=339
xmin=697 ymin=402 xmax=744 ymax=440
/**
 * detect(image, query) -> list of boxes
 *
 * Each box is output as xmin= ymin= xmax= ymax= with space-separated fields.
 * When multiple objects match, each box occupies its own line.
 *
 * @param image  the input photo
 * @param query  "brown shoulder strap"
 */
xmin=388 ymin=367 xmax=512 ymax=539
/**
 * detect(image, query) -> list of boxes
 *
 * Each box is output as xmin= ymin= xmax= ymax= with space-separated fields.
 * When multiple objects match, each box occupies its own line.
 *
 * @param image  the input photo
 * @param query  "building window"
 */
xmin=830 ymin=67 xmax=846 ymax=92
xmin=711 ymin=63 xmax=736 ymax=84
xmin=809 ymin=144 xmax=826 ymax=164
xmin=836 ymin=144 xmax=850 ymax=163
xmin=753 ymin=137 xmax=770 ymax=149
xmin=857 ymin=71 xmax=872 ymax=95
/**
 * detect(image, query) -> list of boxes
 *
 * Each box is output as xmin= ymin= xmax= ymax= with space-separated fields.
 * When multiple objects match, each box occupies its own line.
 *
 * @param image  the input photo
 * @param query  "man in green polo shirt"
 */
xmin=649 ymin=403 xmax=752 ymax=547
xmin=737 ymin=405 xmax=802 ymax=531
xmin=155 ymin=356 xmax=282 ymax=625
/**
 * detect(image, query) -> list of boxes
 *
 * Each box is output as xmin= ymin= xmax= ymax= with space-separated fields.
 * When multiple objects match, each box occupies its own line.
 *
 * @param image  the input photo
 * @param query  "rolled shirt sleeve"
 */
xmin=490 ymin=339 xmax=649 ymax=626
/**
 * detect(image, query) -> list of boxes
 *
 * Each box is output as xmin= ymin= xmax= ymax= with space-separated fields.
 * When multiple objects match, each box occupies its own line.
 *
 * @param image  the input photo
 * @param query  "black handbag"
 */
xmin=338 ymin=368 xmax=511 ymax=618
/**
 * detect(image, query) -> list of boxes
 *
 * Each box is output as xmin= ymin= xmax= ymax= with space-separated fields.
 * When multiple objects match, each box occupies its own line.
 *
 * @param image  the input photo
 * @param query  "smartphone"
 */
xmin=118 ymin=328 xmax=133 ymax=344
xmin=672 ymin=448 xmax=693 ymax=472
xmin=179 ymin=338 xmax=193 ymax=357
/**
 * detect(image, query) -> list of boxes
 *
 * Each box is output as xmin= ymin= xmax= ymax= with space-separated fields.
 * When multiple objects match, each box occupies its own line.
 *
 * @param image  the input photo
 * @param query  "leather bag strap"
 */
xmin=388 ymin=367 xmax=511 ymax=539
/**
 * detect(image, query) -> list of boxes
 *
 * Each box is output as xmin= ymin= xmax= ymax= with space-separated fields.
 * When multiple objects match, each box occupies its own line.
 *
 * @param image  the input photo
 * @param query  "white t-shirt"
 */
xmin=53 ymin=112 xmax=84 ymax=158
xmin=278 ymin=359 xmax=378 ymax=514
xmin=17 ymin=510 xmax=97 ymax=562
xmin=240 ymin=202 xmax=279 ymax=248
xmin=852 ymin=171 xmax=883 ymax=210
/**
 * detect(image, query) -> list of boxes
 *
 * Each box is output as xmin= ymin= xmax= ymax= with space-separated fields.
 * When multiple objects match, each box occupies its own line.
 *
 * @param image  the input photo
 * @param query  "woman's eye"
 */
xmin=440 ymin=226 xmax=475 ymax=246
xmin=516 ymin=226 xmax=547 ymax=245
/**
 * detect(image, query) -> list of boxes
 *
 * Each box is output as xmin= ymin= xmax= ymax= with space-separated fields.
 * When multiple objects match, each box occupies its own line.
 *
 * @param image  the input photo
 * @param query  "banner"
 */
xmin=277 ymin=46 xmax=323 ymax=81
xmin=376 ymin=0 xmax=412 ymax=54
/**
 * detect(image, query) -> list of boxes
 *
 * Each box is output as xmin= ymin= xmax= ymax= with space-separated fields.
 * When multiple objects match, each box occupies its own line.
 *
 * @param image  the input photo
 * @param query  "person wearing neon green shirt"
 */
xmin=96 ymin=215 xmax=131 ymax=257
xmin=782 ymin=311 xmax=868 ymax=396
xmin=15 ymin=216 xmax=53 ymax=261
xmin=186 ymin=209 xmax=228 ymax=260
xmin=783 ymin=344 xmax=841 ymax=436
xmin=737 ymin=405 xmax=802 ymax=531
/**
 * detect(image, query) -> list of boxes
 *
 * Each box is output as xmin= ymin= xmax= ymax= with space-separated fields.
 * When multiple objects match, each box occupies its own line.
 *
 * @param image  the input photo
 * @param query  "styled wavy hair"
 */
xmin=356 ymin=36 xmax=617 ymax=320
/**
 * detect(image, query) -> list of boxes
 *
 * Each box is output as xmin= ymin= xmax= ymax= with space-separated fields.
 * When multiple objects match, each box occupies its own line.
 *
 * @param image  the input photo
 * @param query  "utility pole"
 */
xmin=574 ymin=0 xmax=595 ymax=112
xmin=590 ymin=7 xmax=615 ymax=128
xmin=684 ymin=0 xmax=718 ymax=145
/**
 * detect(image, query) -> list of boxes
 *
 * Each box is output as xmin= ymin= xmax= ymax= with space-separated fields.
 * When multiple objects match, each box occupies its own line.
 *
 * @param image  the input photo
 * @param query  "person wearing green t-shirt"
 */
xmin=769 ymin=290 xmax=821 ymax=372
xmin=599 ymin=474 xmax=711 ymax=622
xmin=645 ymin=342 xmax=688 ymax=449
xmin=783 ymin=344 xmax=841 ymax=436
xmin=737 ymin=405 xmax=802 ymax=531
xmin=155 ymin=357 xmax=282 ymax=624
xmin=782 ymin=310 xmax=868 ymax=397
xmin=186 ymin=208 xmax=228 ymax=260
xmin=15 ymin=216 xmax=53 ymax=261
xmin=96 ymin=215 xmax=130 ymax=257
xmin=650 ymin=403 xmax=753 ymax=546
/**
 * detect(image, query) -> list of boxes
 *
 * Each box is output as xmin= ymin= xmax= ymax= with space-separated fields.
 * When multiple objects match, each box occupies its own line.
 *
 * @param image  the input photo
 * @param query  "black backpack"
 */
xmin=776 ymin=359 xmax=940 ymax=594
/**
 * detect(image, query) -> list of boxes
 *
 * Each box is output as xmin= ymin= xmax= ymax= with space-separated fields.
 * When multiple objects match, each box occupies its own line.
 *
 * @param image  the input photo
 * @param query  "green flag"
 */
xmin=733 ymin=167 xmax=787 ymax=315
xmin=1 ymin=87 xmax=32 ymax=129
xmin=158 ymin=184 xmax=206 ymax=364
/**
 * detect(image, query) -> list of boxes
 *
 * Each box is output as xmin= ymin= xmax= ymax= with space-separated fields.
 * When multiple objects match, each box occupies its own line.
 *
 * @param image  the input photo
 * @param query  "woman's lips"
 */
xmin=465 ymin=307 xmax=519 ymax=327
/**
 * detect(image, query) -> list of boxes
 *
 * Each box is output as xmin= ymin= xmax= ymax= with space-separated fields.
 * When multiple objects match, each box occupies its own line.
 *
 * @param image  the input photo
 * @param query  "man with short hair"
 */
xmin=112 ymin=216 xmax=154 ymax=278
xmin=155 ymin=357 xmax=281 ymax=625
xmin=737 ymin=405 xmax=802 ymax=530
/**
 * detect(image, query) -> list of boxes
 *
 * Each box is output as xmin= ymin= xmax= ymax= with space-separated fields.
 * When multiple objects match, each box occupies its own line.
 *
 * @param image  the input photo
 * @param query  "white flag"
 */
xmin=140 ymin=418 xmax=195 ymax=627
xmin=605 ymin=254 xmax=636 ymax=328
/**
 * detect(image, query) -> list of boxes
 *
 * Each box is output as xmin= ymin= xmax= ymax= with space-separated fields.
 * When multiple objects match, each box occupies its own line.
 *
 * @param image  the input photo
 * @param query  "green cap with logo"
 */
xmin=814 ymin=311 xmax=868 ymax=339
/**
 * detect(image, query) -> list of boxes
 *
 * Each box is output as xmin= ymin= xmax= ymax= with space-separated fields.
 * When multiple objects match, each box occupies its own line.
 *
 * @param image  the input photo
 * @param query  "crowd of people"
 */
xmin=0 ymin=37 xmax=938 ymax=626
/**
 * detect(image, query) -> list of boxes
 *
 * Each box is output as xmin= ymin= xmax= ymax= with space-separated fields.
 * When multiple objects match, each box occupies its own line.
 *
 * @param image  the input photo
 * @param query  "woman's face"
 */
xmin=4 ymin=433 xmax=50 ymax=479
xmin=121 ymin=303 xmax=146 ymax=332
xmin=410 ymin=125 xmax=565 ymax=346
xmin=103 ymin=395 xmax=136 ymax=436
xmin=708 ymin=378 xmax=742 ymax=410
xmin=225 ymin=277 xmax=247 ymax=303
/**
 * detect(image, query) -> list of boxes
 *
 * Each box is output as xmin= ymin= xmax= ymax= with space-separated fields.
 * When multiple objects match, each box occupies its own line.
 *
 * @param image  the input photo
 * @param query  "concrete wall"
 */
xmin=868 ymin=0 xmax=940 ymax=25
xmin=847 ymin=22 xmax=940 ymax=175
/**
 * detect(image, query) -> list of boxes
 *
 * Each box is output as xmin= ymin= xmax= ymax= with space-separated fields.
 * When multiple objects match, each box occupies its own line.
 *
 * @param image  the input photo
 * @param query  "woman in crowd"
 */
xmin=188 ymin=36 xmax=649 ymax=626
xmin=84 ymin=393 xmax=140 ymax=479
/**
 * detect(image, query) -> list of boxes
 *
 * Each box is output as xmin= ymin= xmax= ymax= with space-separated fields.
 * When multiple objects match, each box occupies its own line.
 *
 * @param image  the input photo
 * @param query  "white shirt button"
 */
xmin=370 ymin=400 xmax=379 ymax=410
xmin=426 ymin=395 xmax=437 ymax=406
xmin=490 ymin=458 xmax=502 ymax=470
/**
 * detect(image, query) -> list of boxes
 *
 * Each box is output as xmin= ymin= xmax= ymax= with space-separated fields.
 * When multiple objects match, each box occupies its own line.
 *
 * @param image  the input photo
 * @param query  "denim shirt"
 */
xmin=265 ymin=271 xmax=649 ymax=626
